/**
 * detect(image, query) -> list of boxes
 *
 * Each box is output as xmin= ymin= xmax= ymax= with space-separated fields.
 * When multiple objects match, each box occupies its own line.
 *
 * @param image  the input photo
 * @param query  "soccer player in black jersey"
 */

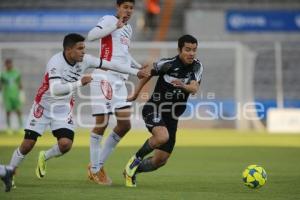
xmin=124 ymin=34 xmax=204 ymax=187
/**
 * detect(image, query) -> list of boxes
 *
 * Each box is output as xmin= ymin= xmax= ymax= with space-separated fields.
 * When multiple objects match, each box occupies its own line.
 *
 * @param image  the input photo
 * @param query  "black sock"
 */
xmin=136 ymin=157 xmax=157 ymax=173
xmin=135 ymin=139 xmax=154 ymax=159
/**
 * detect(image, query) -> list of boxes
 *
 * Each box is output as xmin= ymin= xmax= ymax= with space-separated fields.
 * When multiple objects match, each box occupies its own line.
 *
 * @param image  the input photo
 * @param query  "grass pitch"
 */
xmin=0 ymin=129 xmax=300 ymax=200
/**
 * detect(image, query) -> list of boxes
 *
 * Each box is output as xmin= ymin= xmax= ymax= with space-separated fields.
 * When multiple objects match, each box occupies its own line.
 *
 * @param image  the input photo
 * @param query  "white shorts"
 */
xmin=25 ymin=103 xmax=75 ymax=135
xmin=90 ymin=69 xmax=132 ymax=115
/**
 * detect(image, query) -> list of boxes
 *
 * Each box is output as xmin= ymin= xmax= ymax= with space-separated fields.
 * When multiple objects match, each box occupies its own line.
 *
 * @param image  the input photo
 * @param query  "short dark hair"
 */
xmin=63 ymin=33 xmax=85 ymax=49
xmin=178 ymin=35 xmax=198 ymax=51
xmin=116 ymin=0 xmax=135 ymax=5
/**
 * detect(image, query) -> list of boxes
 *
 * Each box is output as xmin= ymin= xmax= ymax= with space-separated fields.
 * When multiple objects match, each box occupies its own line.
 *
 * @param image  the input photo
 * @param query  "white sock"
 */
xmin=90 ymin=132 xmax=103 ymax=173
xmin=98 ymin=131 xmax=121 ymax=169
xmin=10 ymin=148 xmax=25 ymax=169
xmin=0 ymin=165 xmax=6 ymax=176
xmin=45 ymin=144 xmax=62 ymax=161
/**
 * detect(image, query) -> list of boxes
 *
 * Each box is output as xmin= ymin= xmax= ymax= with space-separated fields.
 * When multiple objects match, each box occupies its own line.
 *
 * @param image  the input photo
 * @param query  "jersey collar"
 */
xmin=63 ymin=52 xmax=76 ymax=67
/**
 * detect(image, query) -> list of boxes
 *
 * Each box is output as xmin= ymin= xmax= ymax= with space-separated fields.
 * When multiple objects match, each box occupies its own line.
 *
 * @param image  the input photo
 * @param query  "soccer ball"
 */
xmin=242 ymin=164 xmax=267 ymax=189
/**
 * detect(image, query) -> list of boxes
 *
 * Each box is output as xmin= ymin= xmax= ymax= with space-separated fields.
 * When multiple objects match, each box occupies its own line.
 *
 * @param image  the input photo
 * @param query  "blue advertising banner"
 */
xmin=0 ymin=10 xmax=114 ymax=32
xmin=226 ymin=10 xmax=300 ymax=32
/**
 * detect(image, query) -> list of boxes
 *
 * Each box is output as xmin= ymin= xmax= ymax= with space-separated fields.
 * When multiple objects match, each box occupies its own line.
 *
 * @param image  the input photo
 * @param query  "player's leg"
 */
xmin=35 ymin=108 xmax=75 ymax=178
xmin=9 ymin=130 xmax=40 ymax=188
xmin=36 ymin=128 xmax=74 ymax=179
xmin=98 ymin=75 xmax=132 ymax=170
xmin=88 ymin=72 xmax=114 ymax=185
xmin=138 ymin=149 xmax=171 ymax=173
xmin=98 ymin=106 xmax=131 ymax=171
xmin=0 ymin=164 xmax=14 ymax=192
xmin=90 ymin=115 xmax=109 ymax=173
xmin=5 ymin=111 xmax=12 ymax=135
xmin=3 ymin=96 xmax=12 ymax=133
xmin=11 ymin=96 xmax=23 ymax=132
xmin=87 ymin=114 xmax=112 ymax=185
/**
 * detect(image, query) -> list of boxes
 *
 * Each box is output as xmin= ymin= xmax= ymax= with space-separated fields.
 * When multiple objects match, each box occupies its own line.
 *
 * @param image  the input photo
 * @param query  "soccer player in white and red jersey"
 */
xmin=86 ymin=0 xmax=144 ymax=185
xmin=6 ymin=33 xmax=149 ymax=185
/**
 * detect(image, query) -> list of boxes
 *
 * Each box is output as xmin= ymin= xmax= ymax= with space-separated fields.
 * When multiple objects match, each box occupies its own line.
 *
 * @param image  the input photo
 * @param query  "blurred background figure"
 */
xmin=0 ymin=59 xmax=24 ymax=135
xmin=144 ymin=0 xmax=160 ymax=31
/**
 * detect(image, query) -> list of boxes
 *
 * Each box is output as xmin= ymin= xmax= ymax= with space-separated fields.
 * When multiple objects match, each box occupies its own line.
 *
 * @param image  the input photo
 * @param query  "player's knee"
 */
xmin=113 ymin=120 xmax=131 ymax=137
xmin=92 ymin=126 xmax=107 ymax=135
xmin=19 ymin=140 xmax=36 ymax=155
xmin=58 ymin=140 xmax=73 ymax=154
xmin=156 ymin=132 xmax=169 ymax=145
xmin=117 ymin=121 xmax=131 ymax=133
xmin=154 ymin=157 xmax=168 ymax=168
xmin=93 ymin=124 xmax=108 ymax=134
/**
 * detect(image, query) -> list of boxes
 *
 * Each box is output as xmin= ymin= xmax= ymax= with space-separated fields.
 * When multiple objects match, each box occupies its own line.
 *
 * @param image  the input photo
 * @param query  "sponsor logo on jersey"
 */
xmin=100 ymin=80 xmax=113 ymax=100
xmin=33 ymin=104 xmax=44 ymax=119
xmin=152 ymin=117 xmax=161 ymax=123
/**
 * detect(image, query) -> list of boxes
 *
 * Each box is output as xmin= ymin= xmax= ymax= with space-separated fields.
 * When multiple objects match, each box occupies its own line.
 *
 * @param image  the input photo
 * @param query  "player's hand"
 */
xmin=137 ymin=66 xmax=151 ymax=79
xmin=171 ymin=79 xmax=184 ymax=88
xmin=116 ymin=16 xmax=125 ymax=29
xmin=81 ymin=74 xmax=93 ymax=86
xmin=140 ymin=63 xmax=149 ymax=69
xmin=127 ymin=93 xmax=138 ymax=102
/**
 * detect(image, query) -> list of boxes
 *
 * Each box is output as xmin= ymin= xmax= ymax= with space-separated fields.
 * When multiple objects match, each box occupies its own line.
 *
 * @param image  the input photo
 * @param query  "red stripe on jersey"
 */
xmin=100 ymin=34 xmax=113 ymax=61
xmin=70 ymin=96 xmax=75 ymax=109
xmin=35 ymin=73 xmax=49 ymax=104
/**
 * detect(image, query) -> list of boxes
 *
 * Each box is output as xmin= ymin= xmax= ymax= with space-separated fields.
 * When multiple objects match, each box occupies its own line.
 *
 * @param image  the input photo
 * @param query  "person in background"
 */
xmin=144 ymin=0 xmax=160 ymax=31
xmin=0 ymin=59 xmax=24 ymax=135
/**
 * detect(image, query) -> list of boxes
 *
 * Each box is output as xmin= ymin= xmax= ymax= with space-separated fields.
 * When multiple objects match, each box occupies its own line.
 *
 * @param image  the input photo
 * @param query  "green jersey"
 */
xmin=0 ymin=69 xmax=21 ymax=98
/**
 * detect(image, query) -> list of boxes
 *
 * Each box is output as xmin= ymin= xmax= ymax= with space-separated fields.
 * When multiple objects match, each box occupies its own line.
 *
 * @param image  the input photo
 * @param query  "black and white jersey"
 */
xmin=148 ymin=55 xmax=203 ymax=117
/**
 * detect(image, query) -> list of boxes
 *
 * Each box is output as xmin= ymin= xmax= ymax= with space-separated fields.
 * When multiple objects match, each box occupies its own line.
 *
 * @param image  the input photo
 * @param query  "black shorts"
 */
xmin=142 ymin=105 xmax=178 ymax=153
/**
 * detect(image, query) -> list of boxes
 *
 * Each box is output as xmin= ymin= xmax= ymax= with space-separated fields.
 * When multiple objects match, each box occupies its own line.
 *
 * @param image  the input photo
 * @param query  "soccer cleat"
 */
xmin=1 ymin=167 xmax=13 ymax=192
xmin=87 ymin=164 xmax=112 ymax=186
xmin=123 ymin=170 xmax=137 ymax=187
xmin=125 ymin=155 xmax=141 ymax=177
xmin=36 ymin=151 xmax=47 ymax=179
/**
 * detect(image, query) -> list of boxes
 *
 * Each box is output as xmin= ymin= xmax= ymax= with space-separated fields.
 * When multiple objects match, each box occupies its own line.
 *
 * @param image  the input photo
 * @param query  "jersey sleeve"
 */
xmin=83 ymin=54 xmax=101 ymax=69
xmin=96 ymin=15 xmax=117 ymax=28
xmin=191 ymin=60 xmax=204 ymax=83
xmin=46 ymin=56 xmax=62 ymax=80
xmin=152 ymin=58 xmax=174 ymax=76
xmin=87 ymin=15 xmax=118 ymax=41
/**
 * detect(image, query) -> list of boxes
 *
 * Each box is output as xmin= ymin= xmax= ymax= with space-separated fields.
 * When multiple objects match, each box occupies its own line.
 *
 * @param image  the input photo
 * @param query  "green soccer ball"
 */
xmin=242 ymin=165 xmax=267 ymax=189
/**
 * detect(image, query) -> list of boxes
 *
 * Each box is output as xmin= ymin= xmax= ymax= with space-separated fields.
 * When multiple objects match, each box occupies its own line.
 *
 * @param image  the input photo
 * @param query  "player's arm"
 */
xmin=49 ymin=75 xmax=92 ymax=96
xmin=127 ymin=75 xmax=152 ymax=102
xmin=171 ymin=80 xmax=200 ymax=95
xmin=129 ymin=54 xmax=142 ymax=69
xmin=85 ymin=54 xmax=150 ymax=79
xmin=87 ymin=16 xmax=124 ymax=41
xmin=171 ymin=61 xmax=203 ymax=95
xmin=127 ymin=60 xmax=167 ymax=101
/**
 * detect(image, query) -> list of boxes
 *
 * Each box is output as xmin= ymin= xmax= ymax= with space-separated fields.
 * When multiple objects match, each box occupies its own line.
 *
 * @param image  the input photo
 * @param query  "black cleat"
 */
xmin=1 ymin=167 xmax=13 ymax=192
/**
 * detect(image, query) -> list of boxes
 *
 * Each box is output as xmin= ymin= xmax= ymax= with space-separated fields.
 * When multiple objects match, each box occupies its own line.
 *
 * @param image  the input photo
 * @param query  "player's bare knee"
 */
xmin=153 ymin=157 xmax=168 ymax=168
xmin=156 ymin=132 xmax=169 ymax=145
xmin=19 ymin=139 xmax=36 ymax=155
xmin=58 ymin=141 xmax=72 ymax=154
xmin=92 ymin=126 xmax=107 ymax=135
xmin=116 ymin=121 xmax=131 ymax=134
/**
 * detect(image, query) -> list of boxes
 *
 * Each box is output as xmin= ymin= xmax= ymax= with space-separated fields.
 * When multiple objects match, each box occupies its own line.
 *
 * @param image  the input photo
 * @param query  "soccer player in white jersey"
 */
xmin=86 ymin=0 xmax=145 ymax=185
xmin=6 ymin=33 xmax=149 ymax=186
xmin=0 ymin=164 xmax=13 ymax=192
